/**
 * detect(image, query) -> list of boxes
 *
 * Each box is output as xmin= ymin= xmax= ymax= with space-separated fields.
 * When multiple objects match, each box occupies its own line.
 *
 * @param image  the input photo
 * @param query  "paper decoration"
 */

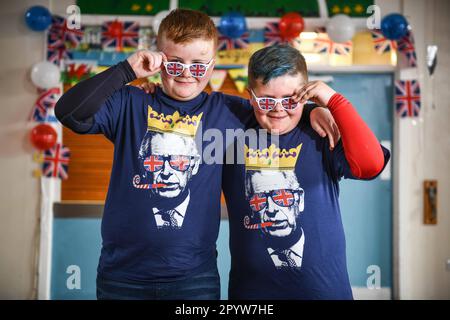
xmin=395 ymin=79 xmax=421 ymax=117
xmin=47 ymin=15 xmax=84 ymax=65
xmin=371 ymin=30 xmax=397 ymax=54
xmin=29 ymin=88 xmax=61 ymax=122
xmin=209 ymin=70 xmax=227 ymax=91
xmin=264 ymin=22 xmax=284 ymax=46
xmin=397 ymin=31 xmax=417 ymax=68
xmin=218 ymin=32 xmax=250 ymax=51
xmin=101 ymin=20 xmax=140 ymax=51
xmin=313 ymin=33 xmax=352 ymax=56
xmin=42 ymin=143 xmax=71 ymax=179
xmin=228 ymin=68 xmax=248 ymax=93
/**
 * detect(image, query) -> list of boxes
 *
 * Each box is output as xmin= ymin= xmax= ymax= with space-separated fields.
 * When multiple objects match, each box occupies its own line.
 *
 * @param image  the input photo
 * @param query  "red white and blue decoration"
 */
xmin=371 ymin=30 xmax=397 ymax=54
xmin=42 ymin=143 xmax=71 ymax=180
xmin=264 ymin=22 xmax=285 ymax=46
xmin=218 ymin=31 xmax=249 ymax=51
xmin=29 ymin=88 xmax=60 ymax=122
xmin=101 ymin=20 xmax=139 ymax=51
xmin=313 ymin=34 xmax=352 ymax=56
xmin=47 ymin=15 xmax=83 ymax=65
xmin=397 ymin=31 xmax=417 ymax=68
xmin=395 ymin=79 xmax=421 ymax=117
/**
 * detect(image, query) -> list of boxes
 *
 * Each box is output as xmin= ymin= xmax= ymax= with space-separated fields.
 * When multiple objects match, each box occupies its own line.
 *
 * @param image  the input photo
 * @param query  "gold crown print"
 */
xmin=245 ymin=143 xmax=302 ymax=171
xmin=147 ymin=106 xmax=203 ymax=137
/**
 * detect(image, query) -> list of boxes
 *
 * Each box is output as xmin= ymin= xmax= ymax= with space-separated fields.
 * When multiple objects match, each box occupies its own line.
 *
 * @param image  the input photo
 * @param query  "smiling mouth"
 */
xmin=267 ymin=114 xmax=288 ymax=120
xmin=175 ymin=79 xmax=195 ymax=84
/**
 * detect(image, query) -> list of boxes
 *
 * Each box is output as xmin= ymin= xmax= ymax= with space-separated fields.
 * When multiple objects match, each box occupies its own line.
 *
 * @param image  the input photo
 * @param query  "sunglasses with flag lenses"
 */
xmin=143 ymin=155 xmax=197 ymax=172
xmin=248 ymin=189 xmax=303 ymax=212
xmin=163 ymin=59 xmax=213 ymax=78
xmin=251 ymin=90 xmax=299 ymax=111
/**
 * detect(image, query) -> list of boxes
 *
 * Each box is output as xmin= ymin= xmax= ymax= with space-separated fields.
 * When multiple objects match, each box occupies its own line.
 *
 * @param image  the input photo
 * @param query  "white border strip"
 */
xmin=352 ymin=287 xmax=392 ymax=300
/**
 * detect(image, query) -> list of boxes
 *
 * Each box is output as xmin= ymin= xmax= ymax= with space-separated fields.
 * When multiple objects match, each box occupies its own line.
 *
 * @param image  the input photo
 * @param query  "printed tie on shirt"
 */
xmin=161 ymin=209 xmax=179 ymax=227
xmin=273 ymin=249 xmax=297 ymax=267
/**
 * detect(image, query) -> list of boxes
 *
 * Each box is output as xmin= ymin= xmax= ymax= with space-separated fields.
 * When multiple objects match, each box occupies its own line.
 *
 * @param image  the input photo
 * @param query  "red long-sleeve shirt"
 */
xmin=327 ymin=93 xmax=385 ymax=179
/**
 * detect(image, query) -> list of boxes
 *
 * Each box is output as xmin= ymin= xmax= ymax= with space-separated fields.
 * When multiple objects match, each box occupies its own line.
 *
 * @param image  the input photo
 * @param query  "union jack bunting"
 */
xmin=371 ymin=30 xmax=397 ymax=54
xmin=47 ymin=45 xmax=73 ymax=65
xmin=47 ymin=15 xmax=84 ymax=48
xmin=313 ymin=34 xmax=352 ymax=56
xmin=397 ymin=31 xmax=417 ymax=67
xmin=218 ymin=32 xmax=249 ymax=51
xmin=395 ymin=80 xmax=421 ymax=117
xmin=29 ymin=88 xmax=61 ymax=122
xmin=42 ymin=143 xmax=71 ymax=179
xmin=264 ymin=22 xmax=284 ymax=46
xmin=101 ymin=20 xmax=139 ymax=51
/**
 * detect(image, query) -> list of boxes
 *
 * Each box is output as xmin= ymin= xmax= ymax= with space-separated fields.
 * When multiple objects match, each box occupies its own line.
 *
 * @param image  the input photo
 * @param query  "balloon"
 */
xmin=24 ymin=6 xmax=52 ymax=31
xmin=153 ymin=10 xmax=170 ymax=34
xmin=31 ymin=61 xmax=60 ymax=89
xmin=279 ymin=12 xmax=305 ymax=41
xmin=218 ymin=12 xmax=247 ymax=39
xmin=381 ymin=13 xmax=409 ymax=40
xmin=30 ymin=124 xmax=57 ymax=151
xmin=326 ymin=14 xmax=355 ymax=43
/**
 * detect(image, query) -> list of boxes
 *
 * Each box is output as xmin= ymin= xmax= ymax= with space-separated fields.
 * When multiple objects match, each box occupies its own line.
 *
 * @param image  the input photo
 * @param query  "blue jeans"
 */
xmin=96 ymin=267 xmax=220 ymax=300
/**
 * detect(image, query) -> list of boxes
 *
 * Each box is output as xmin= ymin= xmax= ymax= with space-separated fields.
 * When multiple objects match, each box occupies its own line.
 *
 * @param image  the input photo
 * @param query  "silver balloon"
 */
xmin=326 ymin=14 xmax=355 ymax=43
xmin=30 ymin=61 xmax=60 ymax=89
xmin=427 ymin=45 xmax=438 ymax=76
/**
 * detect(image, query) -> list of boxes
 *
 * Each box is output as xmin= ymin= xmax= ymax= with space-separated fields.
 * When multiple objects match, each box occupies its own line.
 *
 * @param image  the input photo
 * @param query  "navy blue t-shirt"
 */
xmin=85 ymin=85 xmax=253 ymax=283
xmin=222 ymin=119 xmax=390 ymax=299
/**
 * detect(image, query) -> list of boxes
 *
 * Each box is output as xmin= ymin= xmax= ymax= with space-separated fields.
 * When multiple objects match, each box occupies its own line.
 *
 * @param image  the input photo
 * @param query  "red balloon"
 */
xmin=30 ymin=124 xmax=57 ymax=151
xmin=279 ymin=12 xmax=305 ymax=41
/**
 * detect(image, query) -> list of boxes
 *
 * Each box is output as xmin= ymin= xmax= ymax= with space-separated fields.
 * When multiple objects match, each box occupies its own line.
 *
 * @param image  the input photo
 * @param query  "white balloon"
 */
xmin=31 ymin=61 xmax=60 ymax=89
xmin=326 ymin=14 xmax=355 ymax=43
xmin=153 ymin=10 xmax=171 ymax=34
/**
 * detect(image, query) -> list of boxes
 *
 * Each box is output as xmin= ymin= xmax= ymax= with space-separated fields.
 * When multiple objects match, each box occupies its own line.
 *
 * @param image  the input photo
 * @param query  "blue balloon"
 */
xmin=25 ymin=6 xmax=52 ymax=31
xmin=381 ymin=13 xmax=409 ymax=40
xmin=218 ymin=12 xmax=247 ymax=39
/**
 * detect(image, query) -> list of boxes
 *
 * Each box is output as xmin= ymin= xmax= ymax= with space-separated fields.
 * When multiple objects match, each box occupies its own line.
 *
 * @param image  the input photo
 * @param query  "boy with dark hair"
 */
xmin=222 ymin=44 xmax=390 ymax=299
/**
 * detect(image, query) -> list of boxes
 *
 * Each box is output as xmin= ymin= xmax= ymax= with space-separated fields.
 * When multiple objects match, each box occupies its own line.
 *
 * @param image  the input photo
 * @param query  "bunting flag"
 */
xmin=47 ymin=15 xmax=84 ymax=48
xmin=395 ymin=79 xmax=421 ymax=117
xmin=101 ymin=20 xmax=140 ymax=51
xmin=264 ymin=22 xmax=285 ymax=46
xmin=397 ymin=30 xmax=417 ymax=68
xmin=47 ymin=15 xmax=83 ymax=65
xmin=313 ymin=33 xmax=352 ymax=56
xmin=218 ymin=32 xmax=250 ymax=51
xmin=209 ymin=70 xmax=227 ymax=91
xmin=29 ymin=88 xmax=61 ymax=122
xmin=371 ymin=30 xmax=397 ymax=54
xmin=228 ymin=68 xmax=248 ymax=93
xmin=42 ymin=143 xmax=71 ymax=180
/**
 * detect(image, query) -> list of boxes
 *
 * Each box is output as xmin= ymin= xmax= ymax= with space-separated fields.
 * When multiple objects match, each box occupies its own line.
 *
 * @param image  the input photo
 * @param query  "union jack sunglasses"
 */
xmin=248 ymin=189 xmax=304 ymax=212
xmin=251 ymin=90 xmax=299 ymax=111
xmin=163 ymin=59 xmax=214 ymax=78
xmin=143 ymin=154 xmax=197 ymax=172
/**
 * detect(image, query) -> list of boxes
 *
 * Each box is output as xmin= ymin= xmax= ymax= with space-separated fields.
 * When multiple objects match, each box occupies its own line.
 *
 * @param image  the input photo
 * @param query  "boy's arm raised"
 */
xmin=297 ymin=81 xmax=386 ymax=179
xmin=55 ymin=50 xmax=165 ymax=133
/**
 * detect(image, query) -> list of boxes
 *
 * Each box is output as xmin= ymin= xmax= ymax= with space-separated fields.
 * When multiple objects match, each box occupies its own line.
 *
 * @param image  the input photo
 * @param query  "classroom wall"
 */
xmin=394 ymin=0 xmax=450 ymax=299
xmin=0 ymin=0 xmax=51 ymax=299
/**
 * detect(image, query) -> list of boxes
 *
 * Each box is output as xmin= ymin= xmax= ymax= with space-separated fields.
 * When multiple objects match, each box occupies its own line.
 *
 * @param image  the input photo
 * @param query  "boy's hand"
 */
xmin=135 ymin=81 xmax=159 ymax=94
xmin=127 ymin=50 xmax=167 ymax=79
xmin=310 ymin=107 xmax=341 ymax=150
xmin=296 ymin=81 xmax=336 ymax=107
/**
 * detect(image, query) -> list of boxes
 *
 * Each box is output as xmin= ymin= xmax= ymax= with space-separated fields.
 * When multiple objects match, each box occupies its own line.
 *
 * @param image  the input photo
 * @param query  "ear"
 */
xmin=191 ymin=158 xmax=200 ymax=176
